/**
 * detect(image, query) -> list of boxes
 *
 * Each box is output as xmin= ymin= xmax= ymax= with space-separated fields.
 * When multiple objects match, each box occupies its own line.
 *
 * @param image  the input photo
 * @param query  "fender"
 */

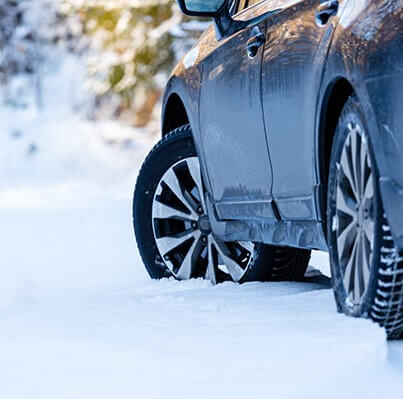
xmin=161 ymin=44 xmax=217 ymax=198
xmin=316 ymin=0 xmax=403 ymax=246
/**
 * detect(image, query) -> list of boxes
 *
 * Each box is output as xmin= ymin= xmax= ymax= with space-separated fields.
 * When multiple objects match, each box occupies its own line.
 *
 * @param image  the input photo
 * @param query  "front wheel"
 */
xmin=327 ymin=96 xmax=403 ymax=339
xmin=133 ymin=124 xmax=310 ymax=284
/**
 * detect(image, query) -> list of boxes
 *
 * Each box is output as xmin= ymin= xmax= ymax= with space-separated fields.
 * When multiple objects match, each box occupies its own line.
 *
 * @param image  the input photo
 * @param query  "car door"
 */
xmin=199 ymin=2 xmax=276 ymax=221
xmin=261 ymin=0 xmax=341 ymax=220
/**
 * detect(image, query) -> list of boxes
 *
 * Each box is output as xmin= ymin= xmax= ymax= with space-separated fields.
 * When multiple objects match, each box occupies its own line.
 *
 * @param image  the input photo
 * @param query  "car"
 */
xmin=133 ymin=0 xmax=403 ymax=338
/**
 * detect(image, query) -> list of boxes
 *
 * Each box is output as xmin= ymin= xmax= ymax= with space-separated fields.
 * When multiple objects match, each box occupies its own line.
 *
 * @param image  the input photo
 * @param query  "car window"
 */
xmin=237 ymin=0 xmax=299 ymax=14
xmin=237 ymin=0 xmax=262 ymax=13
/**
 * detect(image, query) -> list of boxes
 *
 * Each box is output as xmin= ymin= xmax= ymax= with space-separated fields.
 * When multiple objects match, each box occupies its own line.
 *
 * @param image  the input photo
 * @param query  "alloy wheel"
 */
xmin=333 ymin=122 xmax=375 ymax=304
xmin=152 ymin=156 xmax=255 ymax=283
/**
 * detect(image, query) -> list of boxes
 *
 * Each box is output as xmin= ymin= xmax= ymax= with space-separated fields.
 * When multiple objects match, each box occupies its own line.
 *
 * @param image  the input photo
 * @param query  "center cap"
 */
xmin=198 ymin=215 xmax=211 ymax=234
xmin=356 ymin=202 xmax=369 ymax=230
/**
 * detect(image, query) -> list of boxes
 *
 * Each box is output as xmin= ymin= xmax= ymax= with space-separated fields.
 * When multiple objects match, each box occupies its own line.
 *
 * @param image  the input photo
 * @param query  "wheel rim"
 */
xmin=334 ymin=122 xmax=375 ymax=304
xmin=152 ymin=156 xmax=255 ymax=283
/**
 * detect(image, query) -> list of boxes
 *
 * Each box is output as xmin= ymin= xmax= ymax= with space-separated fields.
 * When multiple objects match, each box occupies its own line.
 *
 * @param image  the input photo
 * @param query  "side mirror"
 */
xmin=177 ymin=0 xmax=242 ymax=39
xmin=177 ymin=0 xmax=228 ymax=17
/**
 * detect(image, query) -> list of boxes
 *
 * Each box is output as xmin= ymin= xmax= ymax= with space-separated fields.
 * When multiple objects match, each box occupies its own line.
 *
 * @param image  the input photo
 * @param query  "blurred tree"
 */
xmin=0 ymin=0 xmax=206 ymax=127
xmin=0 ymin=1 xmax=33 ymax=86
xmin=62 ymin=0 xmax=206 ymax=126
xmin=0 ymin=0 xmax=81 ymax=109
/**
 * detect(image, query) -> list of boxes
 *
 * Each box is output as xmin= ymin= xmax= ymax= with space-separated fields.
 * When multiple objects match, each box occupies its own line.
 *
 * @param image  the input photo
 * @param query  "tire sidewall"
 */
xmin=327 ymin=97 xmax=382 ymax=317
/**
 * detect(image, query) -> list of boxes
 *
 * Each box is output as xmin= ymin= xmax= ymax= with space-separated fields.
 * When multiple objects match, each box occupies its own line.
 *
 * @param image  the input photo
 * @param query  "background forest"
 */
xmin=0 ymin=0 xmax=205 ymax=128
xmin=0 ymin=0 xmax=207 ymax=197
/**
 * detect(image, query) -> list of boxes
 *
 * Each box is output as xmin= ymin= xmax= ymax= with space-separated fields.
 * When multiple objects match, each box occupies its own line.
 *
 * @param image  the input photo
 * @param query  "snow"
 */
xmin=2 ymin=133 xmax=403 ymax=399
xmin=1 ymin=13 xmax=403 ymax=399
xmin=1 ymin=202 xmax=403 ymax=398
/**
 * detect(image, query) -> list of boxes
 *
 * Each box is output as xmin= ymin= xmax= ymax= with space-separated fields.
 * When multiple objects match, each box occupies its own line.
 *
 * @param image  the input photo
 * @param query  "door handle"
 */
xmin=246 ymin=26 xmax=265 ymax=59
xmin=315 ymin=0 xmax=339 ymax=26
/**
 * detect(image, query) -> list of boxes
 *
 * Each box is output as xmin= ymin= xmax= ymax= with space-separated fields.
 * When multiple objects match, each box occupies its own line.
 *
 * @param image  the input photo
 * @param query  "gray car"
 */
xmin=133 ymin=0 xmax=403 ymax=339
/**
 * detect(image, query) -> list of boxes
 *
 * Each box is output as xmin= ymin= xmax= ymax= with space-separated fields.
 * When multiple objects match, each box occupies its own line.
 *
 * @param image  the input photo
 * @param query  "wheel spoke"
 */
xmin=363 ymin=218 xmax=375 ymax=248
xmin=234 ymin=241 xmax=255 ymax=253
xmin=337 ymin=219 xmax=357 ymax=262
xmin=162 ymin=167 xmax=198 ymax=219
xmin=213 ymin=238 xmax=244 ymax=282
xmin=336 ymin=184 xmax=356 ymax=218
xmin=343 ymin=237 xmax=358 ymax=297
xmin=341 ymin=144 xmax=359 ymax=203
xmin=354 ymin=132 xmax=363 ymax=197
xmin=354 ymin=235 xmax=366 ymax=301
xmin=156 ymin=229 xmax=198 ymax=256
xmin=349 ymin=129 xmax=361 ymax=198
xmin=363 ymin=172 xmax=374 ymax=202
xmin=359 ymin=135 xmax=368 ymax=196
xmin=153 ymin=200 xmax=197 ymax=221
xmin=205 ymin=237 xmax=217 ymax=284
xmin=176 ymin=231 xmax=201 ymax=279
xmin=185 ymin=157 xmax=206 ymax=213
xmin=361 ymin=233 xmax=371 ymax=287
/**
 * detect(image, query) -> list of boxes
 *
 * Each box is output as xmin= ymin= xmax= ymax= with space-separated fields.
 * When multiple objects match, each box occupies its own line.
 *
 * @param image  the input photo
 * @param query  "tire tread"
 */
xmin=370 ymin=215 xmax=403 ymax=339
xmin=268 ymin=247 xmax=311 ymax=281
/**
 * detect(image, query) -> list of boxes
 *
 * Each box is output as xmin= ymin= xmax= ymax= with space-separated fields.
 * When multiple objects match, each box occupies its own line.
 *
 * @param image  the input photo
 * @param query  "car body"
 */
xmin=133 ymin=0 xmax=403 ymax=338
xmin=160 ymin=0 xmax=403 ymax=251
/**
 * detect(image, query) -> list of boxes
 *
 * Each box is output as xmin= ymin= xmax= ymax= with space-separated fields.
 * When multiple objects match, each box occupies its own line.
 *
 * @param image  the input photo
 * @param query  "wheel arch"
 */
xmin=317 ymin=77 xmax=355 ymax=224
xmin=162 ymin=92 xmax=190 ymax=136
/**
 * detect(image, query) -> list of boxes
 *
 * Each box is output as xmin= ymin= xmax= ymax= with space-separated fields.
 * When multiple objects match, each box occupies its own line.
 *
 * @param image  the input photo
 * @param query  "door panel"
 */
xmin=261 ymin=0 xmax=339 ymax=220
xmin=199 ymin=11 xmax=274 ymax=220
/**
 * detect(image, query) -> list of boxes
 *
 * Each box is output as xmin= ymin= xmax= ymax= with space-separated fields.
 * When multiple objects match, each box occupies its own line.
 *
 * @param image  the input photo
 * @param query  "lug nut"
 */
xmin=201 ymin=235 xmax=208 ymax=244
xmin=192 ymin=222 xmax=198 ymax=229
xmin=197 ymin=206 xmax=204 ymax=214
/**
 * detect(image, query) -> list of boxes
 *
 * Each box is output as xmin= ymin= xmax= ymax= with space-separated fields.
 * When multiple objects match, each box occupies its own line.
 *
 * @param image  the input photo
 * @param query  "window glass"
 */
xmin=247 ymin=0 xmax=265 ymax=8
xmin=237 ymin=0 xmax=263 ymax=12
xmin=237 ymin=0 xmax=299 ymax=14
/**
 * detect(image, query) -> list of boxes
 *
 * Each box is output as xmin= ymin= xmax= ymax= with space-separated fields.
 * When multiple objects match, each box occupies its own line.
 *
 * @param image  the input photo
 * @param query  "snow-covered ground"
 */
xmin=1 ymin=201 xmax=403 ymax=398
xmin=1 ymin=36 xmax=403 ymax=399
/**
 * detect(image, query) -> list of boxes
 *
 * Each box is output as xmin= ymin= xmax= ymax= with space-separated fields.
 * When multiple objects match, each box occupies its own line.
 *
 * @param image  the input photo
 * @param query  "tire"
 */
xmin=133 ymin=124 xmax=311 ymax=284
xmin=327 ymin=95 xmax=403 ymax=339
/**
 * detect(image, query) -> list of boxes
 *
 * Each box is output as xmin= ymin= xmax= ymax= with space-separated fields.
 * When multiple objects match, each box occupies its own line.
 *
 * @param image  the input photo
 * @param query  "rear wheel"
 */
xmin=327 ymin=96 xmax=403 ymax=339
xmin=133 ymin=124 xmax=310 ymax=284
